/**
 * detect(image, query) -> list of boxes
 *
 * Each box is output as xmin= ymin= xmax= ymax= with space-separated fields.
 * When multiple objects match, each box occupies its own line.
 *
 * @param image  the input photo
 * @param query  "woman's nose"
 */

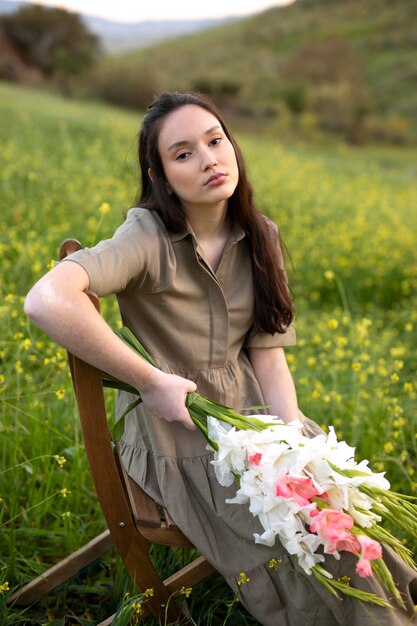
xmin=200 ymin=149 xmax=218 ymax=170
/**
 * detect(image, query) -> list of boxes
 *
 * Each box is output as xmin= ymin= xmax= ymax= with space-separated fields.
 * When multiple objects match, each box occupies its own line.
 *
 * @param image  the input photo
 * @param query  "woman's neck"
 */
xmin=185 ymin=201 xmax=229 ymax=240
xmin=186 ymin=203 xmax=231 ymax=273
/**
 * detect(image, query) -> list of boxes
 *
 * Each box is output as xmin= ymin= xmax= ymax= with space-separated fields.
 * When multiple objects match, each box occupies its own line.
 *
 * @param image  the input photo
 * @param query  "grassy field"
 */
xmin=0 ymin=81 xmax=416 ymax=624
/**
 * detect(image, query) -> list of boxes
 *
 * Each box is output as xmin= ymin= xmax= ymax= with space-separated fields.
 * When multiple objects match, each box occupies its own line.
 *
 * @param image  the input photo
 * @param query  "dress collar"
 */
xmin=169 ymin=221 xmax=246 ymax=244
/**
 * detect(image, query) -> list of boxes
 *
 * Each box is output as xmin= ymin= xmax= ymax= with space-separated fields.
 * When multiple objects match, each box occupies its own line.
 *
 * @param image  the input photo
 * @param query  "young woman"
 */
xmin=25 ymin=92 xmax=416 ymax=625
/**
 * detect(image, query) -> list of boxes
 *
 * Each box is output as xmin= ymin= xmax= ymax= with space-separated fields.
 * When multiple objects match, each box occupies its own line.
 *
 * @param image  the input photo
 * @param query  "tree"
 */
xmin=1 ymin=5 xmax=100 ymax=92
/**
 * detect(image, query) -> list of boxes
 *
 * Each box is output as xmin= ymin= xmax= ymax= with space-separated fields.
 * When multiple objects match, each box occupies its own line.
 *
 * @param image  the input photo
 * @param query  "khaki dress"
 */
xmin=65 ymin=207 xmax=417 ymax=626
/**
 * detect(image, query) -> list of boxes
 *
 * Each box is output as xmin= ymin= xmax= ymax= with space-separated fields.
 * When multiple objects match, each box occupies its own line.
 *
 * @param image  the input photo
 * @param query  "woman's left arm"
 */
xmin=248 ymin=346 xmax=300 ymax=424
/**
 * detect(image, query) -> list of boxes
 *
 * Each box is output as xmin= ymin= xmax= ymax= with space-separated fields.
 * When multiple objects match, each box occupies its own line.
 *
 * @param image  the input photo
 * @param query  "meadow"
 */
xmin=0 ymin=80 xmax=416 ymax=624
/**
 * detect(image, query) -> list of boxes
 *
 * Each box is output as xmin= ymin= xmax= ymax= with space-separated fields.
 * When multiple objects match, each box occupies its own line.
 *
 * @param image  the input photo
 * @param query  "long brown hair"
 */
xmin=137 ymin=91 xmax=294 ymax=334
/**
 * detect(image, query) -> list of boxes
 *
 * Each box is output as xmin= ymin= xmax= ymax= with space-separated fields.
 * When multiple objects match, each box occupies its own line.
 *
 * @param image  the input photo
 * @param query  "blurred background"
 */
xmin=1 ymin=0 xmax=416 ymax=144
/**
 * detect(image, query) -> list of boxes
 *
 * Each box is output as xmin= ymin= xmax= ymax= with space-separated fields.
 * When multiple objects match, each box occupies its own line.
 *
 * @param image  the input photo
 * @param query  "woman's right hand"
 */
xmin=139 ymin=368 xmax=197 ymax=431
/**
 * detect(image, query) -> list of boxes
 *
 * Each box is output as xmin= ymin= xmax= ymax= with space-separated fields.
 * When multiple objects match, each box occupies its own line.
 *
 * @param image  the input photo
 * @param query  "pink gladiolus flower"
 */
xmin=276 ymin=475 xmax=321 ymax=506
xmin=326 ymin=531 xmax=360 ymax=555
xmin=355 ymin=535 xmax=382 ymax=577
xmin=357 ymin=535 xmax=382 ymax=561
xmin=309 ymin=509 xmax=354 ymax=542
xmin=248 ymin=452 xmax=262 ymax=465
xmin=356 ymin=557 xmax=373 ymax=577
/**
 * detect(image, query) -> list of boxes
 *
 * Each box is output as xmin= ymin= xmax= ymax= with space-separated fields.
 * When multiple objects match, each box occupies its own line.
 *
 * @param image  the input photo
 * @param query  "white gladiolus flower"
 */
xmin=206 ymin=415 xmax=397 ymax=578
xmin=282 ymin=532 xmax=325 ymax=574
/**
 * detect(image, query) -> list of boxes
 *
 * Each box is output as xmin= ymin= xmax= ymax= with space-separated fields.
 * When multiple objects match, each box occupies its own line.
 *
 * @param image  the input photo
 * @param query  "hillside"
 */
xmin=89 ymin=0 xmax=417 ymax=142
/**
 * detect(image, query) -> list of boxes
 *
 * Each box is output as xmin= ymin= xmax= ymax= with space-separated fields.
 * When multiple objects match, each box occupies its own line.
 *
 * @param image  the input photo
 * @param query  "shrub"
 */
xmin=364 ymin=114 xmax=410 ymax=144
xmin=87 ymin=64 xmax=162 ymax=110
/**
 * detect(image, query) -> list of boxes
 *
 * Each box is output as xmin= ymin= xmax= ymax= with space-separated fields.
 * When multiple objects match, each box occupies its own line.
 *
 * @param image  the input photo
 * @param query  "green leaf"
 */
xmin=110 ymin=398 xmax=142 ymax=442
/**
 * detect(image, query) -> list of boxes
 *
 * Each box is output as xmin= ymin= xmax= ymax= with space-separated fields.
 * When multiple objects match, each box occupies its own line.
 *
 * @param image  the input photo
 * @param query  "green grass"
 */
xmin=0 ymin=81 xmax=416 ymax=624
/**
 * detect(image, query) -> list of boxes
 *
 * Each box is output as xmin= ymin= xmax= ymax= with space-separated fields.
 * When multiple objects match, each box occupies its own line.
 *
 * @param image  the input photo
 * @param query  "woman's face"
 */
xmin=156 ymin=104 xmax=239 ymax=216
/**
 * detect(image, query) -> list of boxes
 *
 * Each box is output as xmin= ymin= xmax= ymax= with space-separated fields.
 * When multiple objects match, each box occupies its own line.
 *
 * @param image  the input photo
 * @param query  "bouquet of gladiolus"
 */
xmin=103 ymin=327 xmax=417 ymax=609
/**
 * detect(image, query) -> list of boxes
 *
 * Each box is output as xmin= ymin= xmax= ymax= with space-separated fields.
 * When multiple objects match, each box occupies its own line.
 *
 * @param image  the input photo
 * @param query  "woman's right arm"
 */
xmin=24 ymin=262 xmax=196 ymax=430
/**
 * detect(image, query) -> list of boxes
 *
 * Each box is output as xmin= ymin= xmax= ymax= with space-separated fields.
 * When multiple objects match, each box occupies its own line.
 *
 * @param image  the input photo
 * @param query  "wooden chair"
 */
xmin=8 ymin=238 xmax=215 ymax=625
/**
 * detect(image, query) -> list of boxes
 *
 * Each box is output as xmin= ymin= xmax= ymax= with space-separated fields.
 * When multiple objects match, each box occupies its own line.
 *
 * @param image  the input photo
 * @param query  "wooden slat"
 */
xmin=137 ymin=524 xmax=193 ymax=547
xmin=165 ymin=555 xmax=216 ymax=591
xmin=7 ymin=531 xmax=114 ymax=606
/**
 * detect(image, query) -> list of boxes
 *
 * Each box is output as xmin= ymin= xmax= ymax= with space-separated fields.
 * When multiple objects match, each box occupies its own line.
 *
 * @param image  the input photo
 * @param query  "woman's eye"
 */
xmin=176 ymin=151 xmax=191 ymax=161
xmin=210 ymin=137 xmax=222 ymax=146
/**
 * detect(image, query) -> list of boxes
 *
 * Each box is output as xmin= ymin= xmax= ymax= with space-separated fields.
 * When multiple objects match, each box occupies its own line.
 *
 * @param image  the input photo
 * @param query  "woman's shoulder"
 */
xmin=259 ymin=212 xmax=279 ymax=238
xmin=120 ymin=207 xmax=168 ymax=239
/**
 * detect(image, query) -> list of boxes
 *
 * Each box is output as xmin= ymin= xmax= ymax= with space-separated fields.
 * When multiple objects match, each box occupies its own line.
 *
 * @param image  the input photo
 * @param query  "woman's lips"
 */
xmin=204 ymin=173 xmax=227 ymax=187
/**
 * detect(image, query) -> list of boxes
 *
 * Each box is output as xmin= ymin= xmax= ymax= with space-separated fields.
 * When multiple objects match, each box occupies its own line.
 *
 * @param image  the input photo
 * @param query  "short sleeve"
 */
xmin=61 ymin=208 xmax=175 ymax=297
xmin=244 ymin=214 xmax=296 ymax=349
xmin=244 ymin=324 xmax=296 ymax=349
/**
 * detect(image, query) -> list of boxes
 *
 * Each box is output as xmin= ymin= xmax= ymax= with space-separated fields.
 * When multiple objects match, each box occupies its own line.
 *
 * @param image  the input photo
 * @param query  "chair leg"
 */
xmin=97 ymin=555 xmax=215 ymax=625
xmin=7 ymin=530 xmax=114 ymax=606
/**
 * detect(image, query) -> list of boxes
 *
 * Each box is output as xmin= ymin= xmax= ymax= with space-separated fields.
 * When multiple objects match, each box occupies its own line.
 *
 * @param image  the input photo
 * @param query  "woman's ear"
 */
xmin=148 ymin=167 xmax=154 ymax=182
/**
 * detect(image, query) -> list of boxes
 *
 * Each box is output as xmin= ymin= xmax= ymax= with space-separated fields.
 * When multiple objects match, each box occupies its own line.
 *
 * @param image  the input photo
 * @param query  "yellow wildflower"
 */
xmin=359 ymin=372 xmax=368 ymax=384
xmin=328 ymin=319 xmax=339 ymax=330
xmin=99 ymin=202 xmax=111 ymax=215
xmin=54 ymin=455 xmax=67 ymax=468
xmin=390 ymin=346 xmax=405 ymax=358
xmin=60 ymin=488 xmax=71 ymax=498
xmin=336 ymin=336 xmax=348 ymax=347
xmin=0 ymin=581 xmax=10 ymax=593
xmin=179 ymin=586 xmax=192 ymax=598
xmin=55 ymin=389 xmax=65 ymax=400
xmin=21 ymin=338 xmax=31 ymax=351
xmin=132 ymin=602 xmax=143 ymax=615
xmin=324 ymin=270 xmax=335 ymax=281
xmin=384 ymin=442 xmax=394 ymax=454
xmin=237 ymin=572 xmax=250 ymax=586
xmin=390 ymin=403 xmax=403 ymax=418
xmin=144 ymin=588 xmax=154 ymax=598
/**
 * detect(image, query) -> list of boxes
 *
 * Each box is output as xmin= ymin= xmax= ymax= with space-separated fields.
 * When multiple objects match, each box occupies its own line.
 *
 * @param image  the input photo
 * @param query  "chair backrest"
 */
xmin=59 ymin=239 xmax=214 ymax=624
